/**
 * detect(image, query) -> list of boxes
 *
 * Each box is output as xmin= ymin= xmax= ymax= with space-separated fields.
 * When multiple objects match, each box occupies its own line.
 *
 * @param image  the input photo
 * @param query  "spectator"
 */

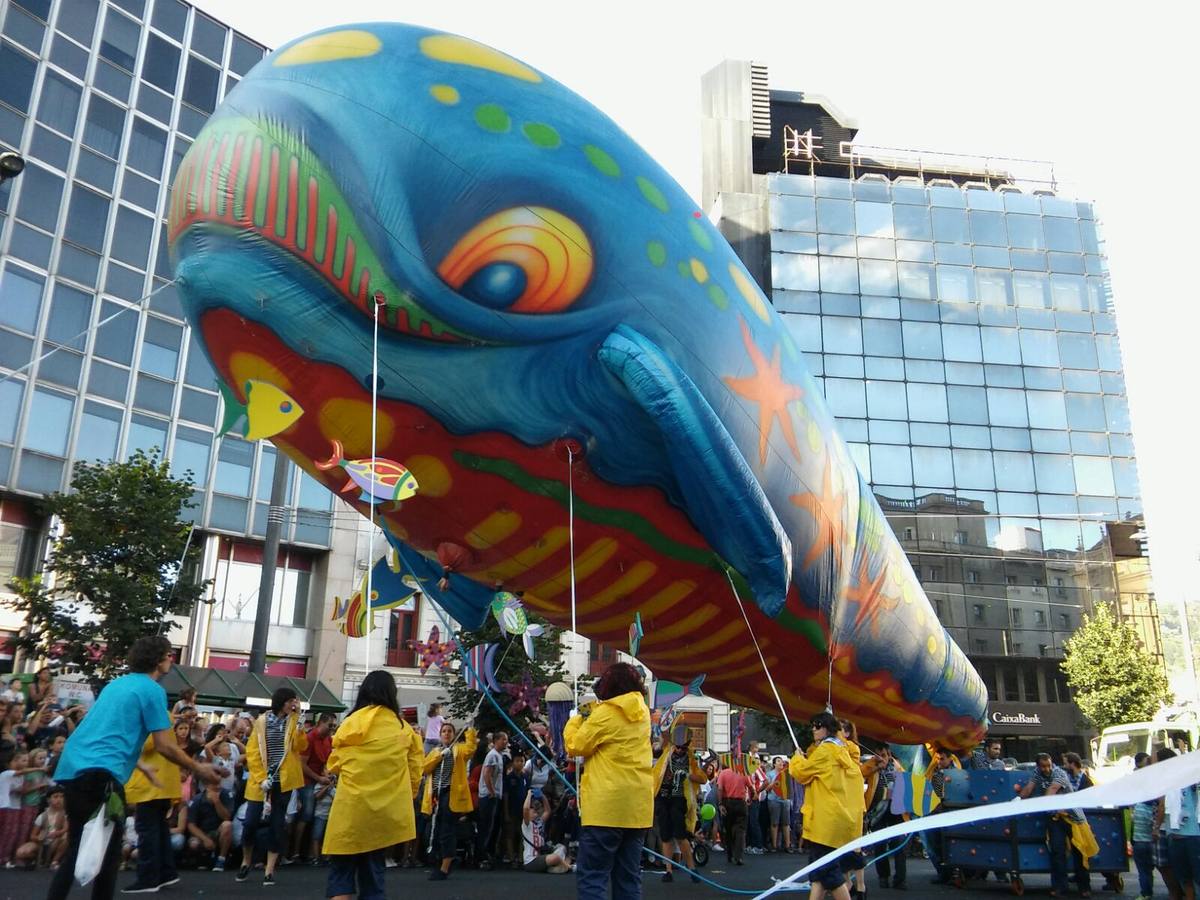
xmin=124 ymin=722 xmax=185 ymax=894
xmin=1130 ymin=752 xmax=1157 ymax=900
xmin=424 ymin=704 xmax=445 ymax=755
xmin=1019 ymin=751 xmax=1092 ymax=898
xmin=322 ymin=670 xmax=423 ymax=900
xmin=26 ymin=668 xmax=53 ymax=708
xmin=1152 ymin=749 xmax=1186 ymax=900
xmin=523 ymin=788 xmax=571 ymax=874
xmin=717 ymin=759 xmax=752 ymax=866
xmin=766 ymin=756 xmax=793 ymax=854
xmin=44 ymin=734 xmax=66 ymax=779
xmin=1157 ymin=751 xmax=1200 ymax=900
xmin=1 ymin=679 xmax=25 ymax=709
xmin=15 ymin=783 xmax=66 ymax=869
xmin=171 ymin=688 xmax=197 ymax=717
xmin=238 ymin=687 xmax=308 ymax=886
xmin=870 ymin=751 xmax=907 ymax=890
xmin=526 ymin=750 xmax=552 ymax=793
xmin=291 ymin=713 xmax=334 ymax=863
xmin=17 ymin=747 xmax=49 ymax=842
xmin=0 ymin=750 xmax=28 ymax=866
xmin=476 ymin=730 xmax=508 ymax=869
xmin=652 ymin=725 xmax=705 ymax=883
xmin=187 ymin=780 xmax=233 ymax=871
xmin=970 ymin=740 xmax=1007 ymax=771
xmin=789 ymin=711 xmax=860 ymax=900
xmin=564 ymin=661 xmax=654 ymax=900
xmin=502 ymin=750 xmax=530 ymax=867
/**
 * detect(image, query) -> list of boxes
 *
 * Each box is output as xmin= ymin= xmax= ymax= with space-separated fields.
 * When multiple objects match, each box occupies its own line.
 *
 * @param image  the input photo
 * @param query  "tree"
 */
xmin=5 ymin=450 xmax=209 ymax=685
xmin=1061 ymin=602 xmax=1173 ymax=733
xmin=445 ymin=609 xmax=567 ymax=750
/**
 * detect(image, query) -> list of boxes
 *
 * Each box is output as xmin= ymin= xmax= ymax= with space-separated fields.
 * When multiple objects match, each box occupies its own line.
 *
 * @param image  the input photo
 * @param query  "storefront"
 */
xmin=985 ymin=702 xmax=1092 ymax=762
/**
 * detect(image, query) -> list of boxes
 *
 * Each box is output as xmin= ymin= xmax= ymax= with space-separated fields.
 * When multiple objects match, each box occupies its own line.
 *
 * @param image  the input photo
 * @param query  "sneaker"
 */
xmin=662 ymin=872 xmax=673 ymax=883
xmin=429 ymin=869 xmax=449 ymax=881
xmin=385 ymin=858 xmax=398 ymax=869
xmin=309 ymin=858 xmax=322 ymax=867
xmin=281 ymin=856 xmax=297 ymax=866
xmin=121 ymin=885 xmax=160 ymax=895
xmin=236 ymin=866 xmax=250 ymax=882
xmin=212 ymin=858 xmax=225 ymax=873
xmin=158 ymin=875 xmax=180 ymax=887
xmin=712 ymin=843 xmax=724 ymax=852
xmin=263 ymin=873 xmax=275 ymax=886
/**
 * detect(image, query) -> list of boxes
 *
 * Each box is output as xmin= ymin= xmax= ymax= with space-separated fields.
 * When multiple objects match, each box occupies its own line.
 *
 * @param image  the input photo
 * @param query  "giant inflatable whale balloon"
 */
xmin=169 ymin=24 xmax=987 ymax=747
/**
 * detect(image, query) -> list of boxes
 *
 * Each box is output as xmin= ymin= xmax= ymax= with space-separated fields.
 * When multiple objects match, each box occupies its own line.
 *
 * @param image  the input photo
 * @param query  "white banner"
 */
xmin=756 ymin=749 xmax=1200 ymax=899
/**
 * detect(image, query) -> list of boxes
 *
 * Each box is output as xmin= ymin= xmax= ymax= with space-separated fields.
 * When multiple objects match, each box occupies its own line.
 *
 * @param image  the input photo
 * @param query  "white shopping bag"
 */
xmin=75 ymin=803 xmax=114 ymax=886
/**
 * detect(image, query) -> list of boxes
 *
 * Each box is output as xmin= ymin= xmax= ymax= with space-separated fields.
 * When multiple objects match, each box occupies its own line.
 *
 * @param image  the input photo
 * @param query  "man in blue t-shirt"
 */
xmin=47 ymin=635 xmax=218 ymax=900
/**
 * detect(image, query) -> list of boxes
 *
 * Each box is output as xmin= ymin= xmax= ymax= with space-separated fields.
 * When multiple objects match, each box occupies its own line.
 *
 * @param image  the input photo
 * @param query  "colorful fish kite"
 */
xmin=316 ymin=438 xmax=418 ymax=507
xmin=650 ymin=675 xmax=706 ymax=710
xmin=628 ymin=612 xmax=644 ymax=657
xmin=217 ymin=379 xmax=303 ymax=441
xmin=463 ymin=642 xmax=501 ymax=692
xmin=329 ymin=556 xmax=423 ymax=636
xmin=500 ymin=671 xmax=545 ymax=718
xmin=490 ymin=591 xmax=545 ymax=658
xmin=332 ymin=589 xmax=370 ymax=638
xmin=890 ymin=770 xmax=940 ymax=818
xmin=408 ymin=624 xmax=455 ymax=675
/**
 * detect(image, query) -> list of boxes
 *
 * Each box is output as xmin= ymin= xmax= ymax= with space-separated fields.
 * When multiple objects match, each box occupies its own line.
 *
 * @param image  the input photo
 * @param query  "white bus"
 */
xmin=1092 ymin=709 xmax=1198 ymax=783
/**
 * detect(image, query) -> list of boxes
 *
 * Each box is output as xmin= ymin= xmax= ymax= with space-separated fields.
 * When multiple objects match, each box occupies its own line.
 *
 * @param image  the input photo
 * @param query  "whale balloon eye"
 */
xmin=437 ymin=206 xmax=593 ymax=313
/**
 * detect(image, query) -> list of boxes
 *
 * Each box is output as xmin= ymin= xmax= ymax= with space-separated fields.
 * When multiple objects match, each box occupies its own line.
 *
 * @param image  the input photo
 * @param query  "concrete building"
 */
xmin=701 ymin=60 xmax=1161 ymax=757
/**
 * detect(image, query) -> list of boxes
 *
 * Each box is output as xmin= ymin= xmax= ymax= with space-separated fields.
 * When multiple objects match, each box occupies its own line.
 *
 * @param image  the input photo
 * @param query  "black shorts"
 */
xmin=807 ymin=842 xmax=851 ymax=890
xmin=655 ymin=795 xmax=689 ymax=842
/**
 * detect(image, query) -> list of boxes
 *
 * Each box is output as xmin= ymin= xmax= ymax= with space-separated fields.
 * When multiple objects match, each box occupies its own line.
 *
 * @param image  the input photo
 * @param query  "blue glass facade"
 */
xmin=0 ymin=0 xmax=334 ymax=547
xmin=767 ymin=172 xmax=1141 ymax=707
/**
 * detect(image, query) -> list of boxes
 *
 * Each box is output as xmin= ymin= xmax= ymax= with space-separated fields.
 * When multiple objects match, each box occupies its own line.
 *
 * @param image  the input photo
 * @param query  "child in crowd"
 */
xmin=121 ymin=814 xmax=138 ymax=870
xmin=0 ymin=751 xmax=26 ymax=865
xmin=0 ymin=679 xmax=24 ymax=708
xmin=522 ymin=788 xmax=571 ymax=874
xmin=16 ymin=748 xmax=48 ymax=853
xmin=310 ymin=776 xmax=336 ymax=866
xmin=14 ymin=784 xmax=66 ymax=868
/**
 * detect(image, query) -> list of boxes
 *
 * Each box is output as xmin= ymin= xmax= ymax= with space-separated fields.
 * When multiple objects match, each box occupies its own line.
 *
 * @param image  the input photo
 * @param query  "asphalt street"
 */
xmin=0 ymin=854 xmax=1150 ymax=899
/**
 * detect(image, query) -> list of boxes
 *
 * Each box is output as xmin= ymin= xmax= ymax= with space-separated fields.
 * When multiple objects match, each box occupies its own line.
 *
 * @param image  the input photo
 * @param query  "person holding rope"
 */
xmin=421 ymin=719 xmax=477 ymax=881
xmin=651 ymin=724 xmax=706 ymax=883
xmin=564 ymin=662 xmax=654 ymax=900
xmin=322 ymin=670 xmax=423 ymax=900
xmin=237 ymin=687 xmax=309 ymax=885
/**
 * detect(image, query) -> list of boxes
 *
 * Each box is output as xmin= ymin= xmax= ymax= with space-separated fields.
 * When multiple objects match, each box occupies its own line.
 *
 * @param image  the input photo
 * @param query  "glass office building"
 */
xmin=703 ymin=62 xmax=1156 ymax=755
xmin=0 ymin=0 xmax=347 ymax=677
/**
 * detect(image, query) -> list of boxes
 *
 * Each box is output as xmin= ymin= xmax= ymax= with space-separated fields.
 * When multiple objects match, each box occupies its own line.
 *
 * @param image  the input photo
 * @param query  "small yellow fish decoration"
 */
xmin=218 ymin=379 xmax=304 ymax=441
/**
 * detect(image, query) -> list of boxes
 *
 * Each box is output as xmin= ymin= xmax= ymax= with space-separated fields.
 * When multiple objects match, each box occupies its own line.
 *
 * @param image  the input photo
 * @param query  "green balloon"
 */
xmin=700 ymin=803 xmax=716 ymax=822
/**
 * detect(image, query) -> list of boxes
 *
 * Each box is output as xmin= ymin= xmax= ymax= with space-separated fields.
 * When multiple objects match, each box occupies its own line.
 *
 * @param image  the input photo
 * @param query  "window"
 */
xmin=816 ymin=198 xmax=854 ymax=234
xmin=139 ymin=316 xmax=181 ymax=378
xmin=1043 ymin=217 xmax=1081 ymax=252
xmin=1013 ymin=272 xmax=1049 ymax=309
xmin=134 ymin=373 xmax=173 ymax=413
xmin=182 ymin=56 xmax=219 ymax=112
xmin=771 ymin=193 xmax=815 ymax=231
xmin=0 ymin=265 xmax=44 ymax=335
xmin=822 ymin=317 xmax=862 ymax=354
xmin=297 ymin=471 xmax=331 ymax=510
xmin=0 ymin=41 xmax=38 ymax=113
xmin=229 ymin=34 xmax=264 ymax=76
xmin=867 ymin=380 xmax=906 ymax=420
xmin=870 ymin=444 xmax=911 ymax=484
xmin=45 ymin=282 xmax=92 ymax=349
xmin=947 ymin=385 xmax=988 ymax=425
xmin=818 ymin=256 xmax=858 ymax=294
xmin=183 ymin=333 xmax=216 ymax=388
xmin=1073 ymin=456 xmax=1115 ymax=495
xmin=1005 ymin=575 xmax=1017 ymax=586
xmin=140 ymin=33 xmax=179 ymax=92
xmin=78 ymin=400 xmax=121 ymax=461
xmin=974 ymin=639 xmax=989 ymax=655
xmin=87 ymin=359 xmax=129 ymax=401
xmin=150 ymin=0 xmax=186 ymax=40
xmin=859 ymin=259 xmax=897 ymax=296
xmin=941 ymin=324 xmax=982 ymax=362
xmin=897 ymin=262 xmax=935 ymax=299
xmin=170 ymin=425 xmax=210 ymax=481
xmin=1057 ymin=612 xmax=1070 ymax=629
xmin=901 ymin=321 xmax=941 ymax=359
xmin=969 ymin=210 xmax=1007 ymax=246
xmin=893 ymin=204 xmax=931 ymax=240
xmin=98 ymin=9 xmax=139 ymax=71
xmin=863 ymin=319 xmax=902 ymax=357
xmin=929 ymin=566 xmax=943 ymax=581
xmin=824 ymin=378 xmax=866 ymax=418
xmin=15 ymin=164 xmax=64 ymax=232
xmin=1034 ymin=609 xmax=1046 ymax=625
xmin=215 ymin=436 xmax=253 ymax=495
xmin=932 ymin=207 xmax=968 ymax=243
xmin=57 ymin=0 xmax=99 ymax=45
xmin=82 ymin=94 xmax=125 ymax=159
xmin=24 ymin=387 xmax=74 ymax=456
xmin=1026 ymin=391 xmax=1067 ymax=430
xmin=907 ymin=382 xmax=948 ymax=422
xmin=966 ymin=569 xmax=979 ymax=583
xmin=1011 ymin=608 xmax=1023 ymax=626
xmin=126 ymin=412 xmax=166 ymax=457
xmin=903 ymin=527 xmax=915 ymax=541
xmin=1006 ymin=214 xmax=1045 ymax=250
xmin=854 ymin=201 xmax=893 ymax=238
xmin=36 ymin=71 xmax=82 ymax=136
xmin=0 ymin=380 xmax=25 ymax=443
xmin=190 ymin=13 xmax=226 ymax=62
xmin=127 ymin=118 xmax=167 ymax=178
xmin=972 ymin=603 xmax=985 ymax=622
xmin=955 ymin=530 xmax=968 ymax=545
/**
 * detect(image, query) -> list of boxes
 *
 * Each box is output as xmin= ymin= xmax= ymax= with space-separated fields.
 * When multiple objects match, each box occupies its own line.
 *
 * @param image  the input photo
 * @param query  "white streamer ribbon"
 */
xmin=755 ymin=749 xmax=1200 ymax=900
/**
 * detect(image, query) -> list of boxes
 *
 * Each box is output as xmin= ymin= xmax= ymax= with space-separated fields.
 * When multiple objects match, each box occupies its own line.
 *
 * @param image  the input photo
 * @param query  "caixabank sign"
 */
xmin=986 ymin=703 xmax=1081 ymax=735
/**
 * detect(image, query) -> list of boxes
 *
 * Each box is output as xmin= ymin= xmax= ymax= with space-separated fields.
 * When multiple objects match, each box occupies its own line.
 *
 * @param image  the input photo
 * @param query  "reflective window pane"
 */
xmin=0 ymin=265 xmax=44 ymax=334
xmin=893 ymin=204 xmax=931 ymax=240
xmin=170 ymin=425 xmax=210 ymax=481
xmin=897 ymin=262 xmax=935 ymax=299
xmin=858 ymin=259 xmax=897 ymax=296
xmin=907 ymin=382 xmax=948 ymax=422
xmin=932 ymin=207 xmax=968 ymax=243
xmin=771 ymin=194 xmax=815 ymax=231
xmin=215 ymin=436 xmax=253 ymax=494
xmin=1073 ymin=456 xmax=1114 ymax=495
xmin=182 ymin=55 xmax=219 ymax=112
xmin=969 ymin=210 xmax=1007 ymax=246
xmin=190 ymin=12 xmax=226 ymax=62
xmin=1026 ymin=390 xmax=1067 ymax=430
xmin=56 ymin=0 xmax=99 ymax=46
xmin=110 ymin=206 xmax=154 ymax=269
xmin=141 ymin=32 xmax=179 ymax=92
xmin=87 ymin=358 xmax=129 ymax=400
xmin=98 ymin=9 xmax=139 ymax=71
xmin=947 ymin=385 xmax=988 ymax=425
xmin=1066 ymin=393 xmax=1106 ymax=430
xmin=139 ymin=316 xmax=181 ymax=378
xmin=1043 ymin=216 xmax=1082 ymax=252
xmin=871 ymin=444 xmax=911 ymax=484
xmin=150 ymin=0 xmax=186 ymax=39
xmin=0 ymin=379 xmax=25 ymax=443
xmin=816 ymin=198 xmax=854 ymax=234
xmin=63 ymin=184 xmax=110 ymax=253
xmin=863 ymin=319 xmax=902 ymax=357
xmin=24 ymin=387 xmax=74 ymax=455
xmin=78 ymin=400 xmax=121 ymax=461
xmin=45 ymin=281 xmax=92 ymax=349
xmin=230 ymin=33 xmax=264 ymax=76
xmin=993 ymin=451 xmax=1035 ymax=491
xmin=82 ymin=93 xmax=125 ymax=158
xmin=941 ymin=323 xmax=981 ymax=362
xmin=36 ymin=70 xmax=82 ymax=136
xmin=0 ymin=40 xmax=38 ymax=113
xmin=901 ymin=321 xmax=941 ymax=359
xmin=1018 ymin=329 xmax=1059 ymax=367
xmin=953 ymin=448 xmax=995 ymax=489
xmin=126 ymin=411 xmax=166 ymax=457
xmin=1006 ymin=214 xmax=1045 ymax=250
xmin=824 ymin=378 xmax=865 ymax=418
xmin=15 ymin=164 xmax=63 ymax=231
xmin=987 ymin=387 xmax=1028 ymax=427
xmin=854 ymin=201 xmax=892 ymax=238
xmin=867 ymin=380 xmax=907 ymax=420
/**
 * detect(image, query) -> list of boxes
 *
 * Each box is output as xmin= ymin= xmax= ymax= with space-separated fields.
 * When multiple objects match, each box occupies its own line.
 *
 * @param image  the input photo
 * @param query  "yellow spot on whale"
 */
xmin=689 ymin=258 xmax=708 ymax=283
xmin=465 ymin=509 xmax=521 ymax=549
xmin=729 ymin=263 xmax=771 ymax=324
xmin=229 ymin=352 xmax=292 ymax=394
xmin=405 ymin=455 xmax=451 ymax=498
xmin=430 ymin=84 xmax=460 ymax=105
xmin=927 ymin=635 xmax=938 ymax=655
xmin=419 ymin=34 xmax=541 ymax=82
xmin=317 ymin=398 xmax=394 ymax=458
xmin=272 ymin=30 xmax=382 ymax=67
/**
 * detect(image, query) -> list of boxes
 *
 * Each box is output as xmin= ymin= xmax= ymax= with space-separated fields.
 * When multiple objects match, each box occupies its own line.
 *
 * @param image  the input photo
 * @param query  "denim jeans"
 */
xmin=746 ymin=800 xmax=763 ymax=849
xmin=1047 ymin=817 xmax=1089 ymax=894
xmin=476 ymin=795 xmax=500 ymax=862
xmin=577 ymin=825 xmax=646 ymax=900
xmin=326 ymin=849 xmax=385 ymax=900
xmin=873 ymin=812 xmax=907 ymax=886
xmin=134 ymin=798 xmax=177 ymax=888
xmin=244 ymin=785 xmax=291 ymax=855
xmin=47 ymin=770 xmax=124 ymax=900
xmin=297 ymin=782 xmax=316 ymax=824
xmin=1132 ymin=840 xmax=1155 ymax=897
xmin=1168 ymin=833 xmax=1200 ymax=888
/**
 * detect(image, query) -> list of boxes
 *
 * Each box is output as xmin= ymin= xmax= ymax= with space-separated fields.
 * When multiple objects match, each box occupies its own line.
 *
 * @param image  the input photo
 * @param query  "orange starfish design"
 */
xmin=846 ymin=552 xmax=896 ymax=637
xmin=723 ymin=317 xmax=804 ymax=466
xmin=790 ymin=455 xmax=848 ymax=570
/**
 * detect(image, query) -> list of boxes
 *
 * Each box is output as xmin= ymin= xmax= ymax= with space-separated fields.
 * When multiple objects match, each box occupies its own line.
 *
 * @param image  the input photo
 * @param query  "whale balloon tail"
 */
xmin=316 ymin=439 xmax=344 ymax=471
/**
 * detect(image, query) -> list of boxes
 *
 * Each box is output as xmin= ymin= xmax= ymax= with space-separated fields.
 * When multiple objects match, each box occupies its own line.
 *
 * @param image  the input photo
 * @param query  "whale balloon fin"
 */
xmin=381 ymin=525 xmax=493 ymax=628
xmin=598 ymin=325 xmax=792 ymax=616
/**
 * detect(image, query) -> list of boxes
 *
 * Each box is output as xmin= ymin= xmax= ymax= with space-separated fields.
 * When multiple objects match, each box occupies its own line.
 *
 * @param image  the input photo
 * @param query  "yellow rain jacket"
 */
xmin=1055 ymin=813 xmax=1100 ymax=868
xmin=323 ymin=706 xmax=423 ymax=855
xmin=652 ymin=749 xmax=708 ymax=832
xmin=564 ymin=690 xmax=653 ymax=828
xmin=244 ymin=712 xmax=309 ymax=802
xmin=420 ymin=728 xmax=478 ymax=815
xmin=125 ymin=732 xmax=182 ymax=804
xmin=790 ymin=738 xmax=862 ymax=848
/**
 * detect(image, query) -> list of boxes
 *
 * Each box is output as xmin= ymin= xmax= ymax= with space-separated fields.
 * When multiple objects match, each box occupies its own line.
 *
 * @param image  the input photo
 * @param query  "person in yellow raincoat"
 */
xmin=651 ymin=724 xmax=706 ymax=883
xmin=564 ymin=662 xmax=653 ymax=900
xmin=124 ymin=719 xmax=183 ymax=891
xmin=838 ymin=718 xmax=889 ymax=900
xmin=323 ymin=670 xmax=423 ymax=900
xmin=789 ymin=711 xmax=860 ymax=900
xmin=238 ymin=687 xmax=308 ymax=886
xmin=421 ymin=720 xmax=477 ymax=881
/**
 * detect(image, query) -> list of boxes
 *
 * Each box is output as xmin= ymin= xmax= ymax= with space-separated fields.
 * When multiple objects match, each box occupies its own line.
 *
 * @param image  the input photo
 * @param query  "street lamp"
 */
xmin=0 ymin=150 xmax=25 ymax=183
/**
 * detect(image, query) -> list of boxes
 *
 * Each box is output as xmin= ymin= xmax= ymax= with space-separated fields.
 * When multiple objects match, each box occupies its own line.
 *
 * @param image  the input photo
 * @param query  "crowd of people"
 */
xmin=4 ymin=643 xmax=1199 ymax=900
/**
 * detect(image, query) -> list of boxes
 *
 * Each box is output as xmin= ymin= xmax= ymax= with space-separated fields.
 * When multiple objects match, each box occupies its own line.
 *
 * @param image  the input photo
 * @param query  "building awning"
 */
xmin=159 ymin=664 xmax=345 ymax=713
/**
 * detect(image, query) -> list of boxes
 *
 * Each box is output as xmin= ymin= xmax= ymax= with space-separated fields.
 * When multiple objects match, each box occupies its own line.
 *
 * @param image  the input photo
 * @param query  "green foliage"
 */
xmin=1061 ymin=602 xmax=1173 ymax=733
xmin=445 ymin=609 xmax=567 ymax=755
xmin=5 ymin=450 xmax=209 ymax=683
xmin=745 ymin=710 xmax=811 ymax=754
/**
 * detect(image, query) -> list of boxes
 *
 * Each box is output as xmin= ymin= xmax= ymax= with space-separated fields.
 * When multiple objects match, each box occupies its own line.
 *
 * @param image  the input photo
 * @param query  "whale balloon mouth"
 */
xmin=168 ymin=115 xmax=472 ymax=345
